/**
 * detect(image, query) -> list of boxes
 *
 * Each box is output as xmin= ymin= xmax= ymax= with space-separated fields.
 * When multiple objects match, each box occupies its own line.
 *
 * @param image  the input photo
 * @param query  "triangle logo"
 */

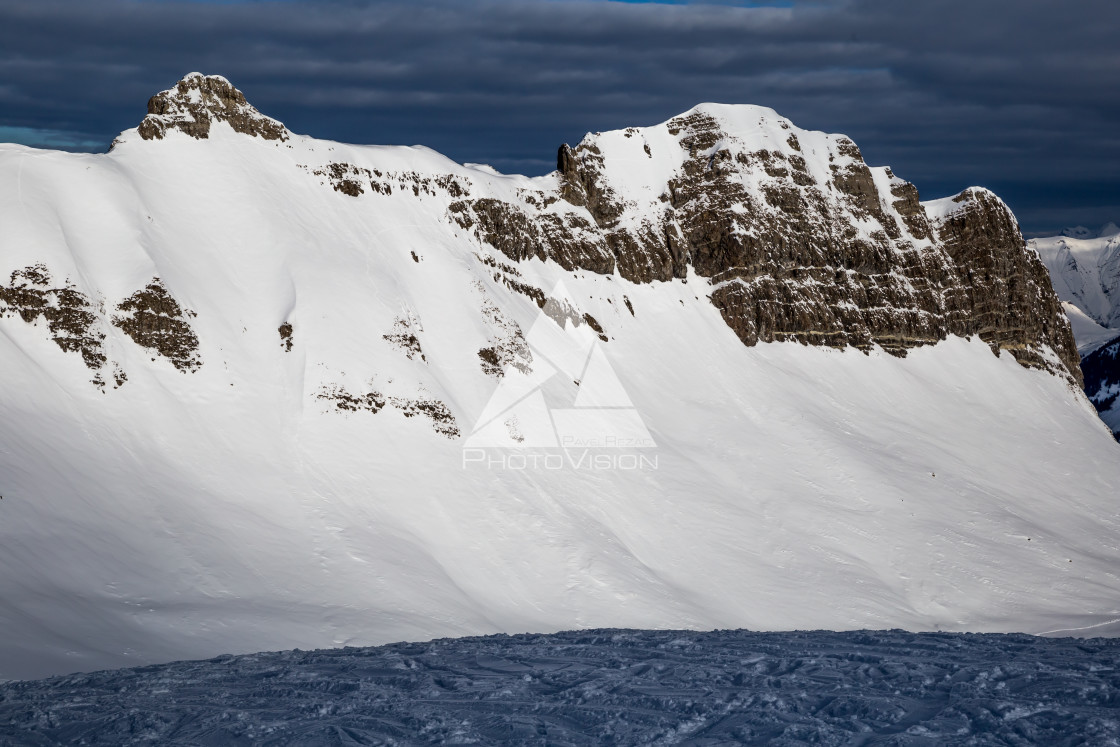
xmin=466 ymin=280 xmax=655 ymax=449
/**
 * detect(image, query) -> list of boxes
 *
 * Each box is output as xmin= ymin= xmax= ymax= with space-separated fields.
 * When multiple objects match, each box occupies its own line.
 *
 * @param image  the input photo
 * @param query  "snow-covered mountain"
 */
xmin=1032 ymin=224 xmax=1120 ymax=348
xmin=1057 ymin=223 xmax=1120 ymax=241
xmin=1031 ymin=226 xmax=1120 ymax=438
xmin=1081 ymin=335 xmax=1120 ymax=439
xmin=1 ymin=74 xmax=1118 ymax=681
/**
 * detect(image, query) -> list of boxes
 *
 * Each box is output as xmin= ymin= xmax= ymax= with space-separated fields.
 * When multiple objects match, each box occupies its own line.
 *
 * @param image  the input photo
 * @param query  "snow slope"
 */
xmin=1032 ymin=224 xmax=1120 ymax=342
xmin=1 ymin=77 xmax=1119 ymax=681
xmin=1062 ymin=301 xmax=1119 ymax=355
xmin=1031 ymin=226 xmax=1120 ymax=437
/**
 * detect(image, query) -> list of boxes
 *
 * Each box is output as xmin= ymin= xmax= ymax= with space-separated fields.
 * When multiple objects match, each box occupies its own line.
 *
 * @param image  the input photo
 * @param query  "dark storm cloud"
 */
xmin=0 ymin=0 xmax=1117 ymax=233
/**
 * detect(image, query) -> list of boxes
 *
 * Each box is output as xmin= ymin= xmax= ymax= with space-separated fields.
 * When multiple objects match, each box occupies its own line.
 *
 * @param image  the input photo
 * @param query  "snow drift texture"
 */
xmin=0 ymin=74 xmax=1117 ymax=681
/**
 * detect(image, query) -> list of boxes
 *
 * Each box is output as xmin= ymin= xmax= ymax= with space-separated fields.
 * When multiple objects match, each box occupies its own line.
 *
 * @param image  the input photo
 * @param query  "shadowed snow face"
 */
xmin=3 ymin=629 xmax=1120 ymax=743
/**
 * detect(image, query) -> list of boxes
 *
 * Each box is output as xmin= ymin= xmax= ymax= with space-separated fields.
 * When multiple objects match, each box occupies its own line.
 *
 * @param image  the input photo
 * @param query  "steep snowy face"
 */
xmin=0 ymin=75 xmax=1117 ymax=680
xmin=1031 ymin=226 xmax=1120 ymax=339
xmin=1032 ymin=226 xmax=1120 ymax=439
xmin=453 ymin=103 xmax=1079 ymax=384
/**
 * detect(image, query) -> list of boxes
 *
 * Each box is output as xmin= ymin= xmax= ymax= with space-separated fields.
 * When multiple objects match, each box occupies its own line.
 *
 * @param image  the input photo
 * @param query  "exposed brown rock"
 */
xmin=129 ymin=77 xmax=1080 ymax=388
xmin=643 ymin=111 xmax=959 ymax=358
xmin=0 ymin=265 xmax=107 ymax=376
xmin=541 ymin=295 xmax=585 ymax=330
xmin=830 ymin=138 xmax=885 ymax=220
xmin=113 ymin=279 xmax=201 ymax=373
xmin=477 ymin=289 xmax=533 ymax=377
xmin=315 ymin=163 xmax=368 ymax=196
xmin=887 ymin=169 xmax=932 ymax=241
xmin=384 ymin=318 xmax=425 ymax=362
xmin=478 ymin=330 xmax=532 ymax=377
xmin=449 ymin=199 xmax=614 ymax=276
xmin=279 ymin=322 xmax=293 ymax=352
xmin=318 ymin=383 xmax=459 ymax=438
xmin=556 ymin=139 xmax=675 ymax=284
xmin=930 ymin=189 xmax=1082 ymax=385
xmin=458 ymin=109 xmax=1080 ymax=384
xmin=317 ymin=385 xmax=385 ymax=414
xmin=557 ymin=143 xmax=625 ymax=225
xmin=389 ymin=396 xmax=461 ymax=439
xmin=478 ymin=347 xmax=504 ymax=377
xmin=137 ymin=73 xmax=288 ymax=142
xmin=582 ymin=313 xmax=608 ymax=342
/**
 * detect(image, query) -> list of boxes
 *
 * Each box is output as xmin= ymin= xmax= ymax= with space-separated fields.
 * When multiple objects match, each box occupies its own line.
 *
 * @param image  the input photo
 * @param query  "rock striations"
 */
xmin=454 ymin=103 xmax=1080 ymax=385
xmin=136 ymin=72 xmax=288 ymax=143
xmin=9 ymin=76 xmax=1086 ymax=393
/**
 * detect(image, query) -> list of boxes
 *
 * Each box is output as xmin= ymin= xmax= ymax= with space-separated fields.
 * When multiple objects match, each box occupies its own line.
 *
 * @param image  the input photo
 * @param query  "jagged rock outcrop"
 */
xmin=458 ymin=105 xmax=1081 ymax=385
xmin=318 ymin=385 xmax=386 ymax=414
xmin=929 ymin=189 xmax=1080 ymax=384
xmin=384 ymin=317 xmax=426 ymax=362
xmin=112 ymin=279 xmax=201 ymax=372
xmin=477 ymin=288 xmax=533 ymax=377
xmin=448 ymin=199 xmax=614 ymax=276
xmin=389 ymin=396 xmax=460 ymax=439
xmin=136 ymin=73 xmax=288 ymax=142
xmin=124 ymin=77 xmax=1080 ymax=386
xmin=0 ymin=265 xmax=106 ymax=373
xmin=279 ymin=322 xmax=294 ymax=352
xmin=316 ymin=384 xmax=460 ymax=438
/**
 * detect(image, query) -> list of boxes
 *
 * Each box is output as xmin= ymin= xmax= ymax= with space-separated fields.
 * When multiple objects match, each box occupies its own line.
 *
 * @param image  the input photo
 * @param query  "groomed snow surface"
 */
xmin=3 ymin=629 xmax=1119 ymax=745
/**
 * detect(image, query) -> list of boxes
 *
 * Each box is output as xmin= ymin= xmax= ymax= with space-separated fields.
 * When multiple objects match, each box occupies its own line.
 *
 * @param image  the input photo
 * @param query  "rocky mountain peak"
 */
xmin=136 ymin=72 xmax=288 ymax=142
xmin=521 ymin=105 xmax=1083 ymax=385
xmin=121 ymin=77 xmax=1083 ymax=389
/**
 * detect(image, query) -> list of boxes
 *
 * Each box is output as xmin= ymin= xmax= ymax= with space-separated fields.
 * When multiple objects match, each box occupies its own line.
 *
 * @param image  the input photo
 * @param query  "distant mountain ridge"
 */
xmin=1032 ymin=224 xmax=1120 ymax=338
xmin=1081 ymin=336 xmax=1120 ymax=439
xmin=1056 ymin=223 xmax=1120 ymax=240
xmin=1032 ymin=225 xmax=1120 ymax=439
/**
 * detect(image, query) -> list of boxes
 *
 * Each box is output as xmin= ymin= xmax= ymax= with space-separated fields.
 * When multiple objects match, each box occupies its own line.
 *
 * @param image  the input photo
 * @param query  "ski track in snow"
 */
xmin=2 ymin=628 xmax=1119 ymax=746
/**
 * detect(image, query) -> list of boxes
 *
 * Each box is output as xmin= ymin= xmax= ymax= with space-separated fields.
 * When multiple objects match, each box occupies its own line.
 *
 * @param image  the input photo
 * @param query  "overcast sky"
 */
xmin=1 ymin=0 xmax=1116 ymax=234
